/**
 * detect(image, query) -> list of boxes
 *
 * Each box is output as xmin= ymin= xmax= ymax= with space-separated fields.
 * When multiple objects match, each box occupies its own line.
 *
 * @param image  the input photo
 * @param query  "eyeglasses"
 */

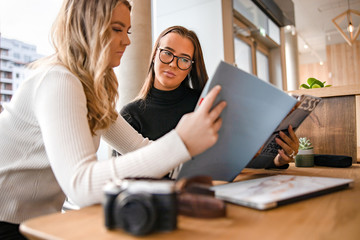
xmin=158 ymin=48 xmax=194 ymax=70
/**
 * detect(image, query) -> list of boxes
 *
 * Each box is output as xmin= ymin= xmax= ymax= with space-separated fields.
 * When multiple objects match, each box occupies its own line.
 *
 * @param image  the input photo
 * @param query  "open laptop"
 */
xmin=210 ymin=175 xmax=353 ymax=210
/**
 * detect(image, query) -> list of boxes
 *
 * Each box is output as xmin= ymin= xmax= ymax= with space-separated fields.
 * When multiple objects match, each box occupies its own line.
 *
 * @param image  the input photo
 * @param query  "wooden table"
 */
xmin=20 ymin=163 xmax=360 ymax=240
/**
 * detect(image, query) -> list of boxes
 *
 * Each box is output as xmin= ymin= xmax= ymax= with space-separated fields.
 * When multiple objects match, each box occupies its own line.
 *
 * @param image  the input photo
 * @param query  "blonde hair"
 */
xmin=137 ymin=26 xmax=208 ymax=100
xmin=32 ymin=0 xmax=131 ymax=135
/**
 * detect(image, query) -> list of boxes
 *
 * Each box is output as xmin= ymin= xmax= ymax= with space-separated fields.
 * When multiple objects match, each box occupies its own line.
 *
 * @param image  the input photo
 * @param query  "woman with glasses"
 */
xmin=120 ymin=26 xmax=207 ymax=144
xmin=119 ymin=26 xmax=299 ymax=178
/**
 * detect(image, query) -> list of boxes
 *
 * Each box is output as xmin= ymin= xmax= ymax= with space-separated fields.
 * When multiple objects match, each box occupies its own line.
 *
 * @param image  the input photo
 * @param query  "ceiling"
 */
xmin=292 ymin=0 xmax=360 ymax=64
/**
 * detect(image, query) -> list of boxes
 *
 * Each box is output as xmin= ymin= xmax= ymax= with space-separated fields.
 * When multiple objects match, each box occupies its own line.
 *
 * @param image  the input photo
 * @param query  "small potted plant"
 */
xmin=295 ymin=137 xmax=314 ymax=167
xmin=300 ymin=77 xmax=332 ymax=89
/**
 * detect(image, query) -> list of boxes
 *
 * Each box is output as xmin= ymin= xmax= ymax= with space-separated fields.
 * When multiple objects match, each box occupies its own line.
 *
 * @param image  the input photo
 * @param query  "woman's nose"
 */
xmin=122 ymin=34 xmax=131 ymax=46
xmin=168 ymin=57 xmax=177 ymax=68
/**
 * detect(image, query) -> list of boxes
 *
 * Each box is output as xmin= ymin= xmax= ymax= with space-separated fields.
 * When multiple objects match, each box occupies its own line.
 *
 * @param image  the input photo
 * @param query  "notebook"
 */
xmin=210 ymin=175 xmax=353 ymax=210
xmin=177 ymin=61 xmax=321 ymax=181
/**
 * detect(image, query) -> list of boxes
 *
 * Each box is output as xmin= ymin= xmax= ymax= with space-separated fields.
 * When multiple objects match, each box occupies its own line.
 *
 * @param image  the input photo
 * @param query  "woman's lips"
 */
xmin=164 ymin=71 xmax=176 ymax=78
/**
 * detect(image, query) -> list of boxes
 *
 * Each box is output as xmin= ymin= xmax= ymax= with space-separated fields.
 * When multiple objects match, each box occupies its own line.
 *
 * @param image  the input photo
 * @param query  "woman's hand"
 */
xmin=274 ymin=125 xmax=299 ymax=166
xmin=175 ymin=85 xmax=226 ymax=157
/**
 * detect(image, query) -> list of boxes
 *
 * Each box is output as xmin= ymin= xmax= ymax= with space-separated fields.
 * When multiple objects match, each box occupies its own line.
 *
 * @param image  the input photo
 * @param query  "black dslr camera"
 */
xmin=103 ymin=179 xmax=177 ymax=236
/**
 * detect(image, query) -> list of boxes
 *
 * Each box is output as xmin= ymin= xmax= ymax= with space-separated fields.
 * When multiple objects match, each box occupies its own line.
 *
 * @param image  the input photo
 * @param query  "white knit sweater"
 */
xmin=0 ymin=65 xmax=191 ymax=223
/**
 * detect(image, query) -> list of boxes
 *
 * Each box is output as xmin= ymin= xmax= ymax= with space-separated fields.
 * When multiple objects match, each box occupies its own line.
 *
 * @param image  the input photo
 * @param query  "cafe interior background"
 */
xmin=111 ymin=0 xmax=360 ymax=112
xmin=108 ymin=0 xmax=360 ymax=161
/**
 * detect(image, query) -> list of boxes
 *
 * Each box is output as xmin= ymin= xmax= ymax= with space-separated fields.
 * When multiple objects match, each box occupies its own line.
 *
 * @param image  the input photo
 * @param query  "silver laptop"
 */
xmin=210 ymin=175 xmax=353 ymax=210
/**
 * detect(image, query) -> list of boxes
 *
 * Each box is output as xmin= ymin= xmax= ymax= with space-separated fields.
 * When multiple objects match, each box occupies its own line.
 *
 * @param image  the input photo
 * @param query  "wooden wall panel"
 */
xmin=357 ymin=95 xmax=360 ymax=163
xmin=298 ymin=40 xmax=360 ymax=89
xmin=299 ymin=62 xmax=330 ymax=86
xmin=326 ymin=40 xmax=360 ymax=86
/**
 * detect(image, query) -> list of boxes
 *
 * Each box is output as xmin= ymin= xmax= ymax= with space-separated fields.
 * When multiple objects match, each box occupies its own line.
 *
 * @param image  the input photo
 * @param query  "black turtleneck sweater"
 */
xmin=120 ymin=83 xmax=201 ymax=140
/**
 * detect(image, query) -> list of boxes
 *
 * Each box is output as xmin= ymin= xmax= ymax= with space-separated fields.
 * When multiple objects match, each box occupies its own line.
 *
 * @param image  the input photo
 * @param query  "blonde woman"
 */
xmin=0 ymin=0 xmax=226 ymax=238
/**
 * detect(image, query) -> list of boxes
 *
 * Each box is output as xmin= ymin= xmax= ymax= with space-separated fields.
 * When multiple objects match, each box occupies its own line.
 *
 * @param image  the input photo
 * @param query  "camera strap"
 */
xmin=176 ymin=176 xmax=226 ymax=218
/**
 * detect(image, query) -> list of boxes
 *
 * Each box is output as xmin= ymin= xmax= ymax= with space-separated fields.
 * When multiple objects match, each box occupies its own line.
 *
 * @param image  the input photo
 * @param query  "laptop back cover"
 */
xmin=210 ymin=175 xmax=353 ymax=210
xmin=177 ymin=61 xmax=297 ymax=181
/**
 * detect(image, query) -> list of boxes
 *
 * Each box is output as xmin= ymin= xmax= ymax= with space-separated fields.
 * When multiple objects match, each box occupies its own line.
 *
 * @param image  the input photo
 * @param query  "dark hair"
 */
xmin=136 ymin=26 xmax=208 ymax=99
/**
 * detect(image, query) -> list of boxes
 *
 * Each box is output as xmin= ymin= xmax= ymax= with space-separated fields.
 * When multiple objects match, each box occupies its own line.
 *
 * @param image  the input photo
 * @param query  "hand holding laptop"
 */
xmin=274 ymin=125 xmax=300 ymax=166
xmin=253 ymin=125 xmax=299 ymax=167
xmin=176 ymin=85 xmax=227 ymax=157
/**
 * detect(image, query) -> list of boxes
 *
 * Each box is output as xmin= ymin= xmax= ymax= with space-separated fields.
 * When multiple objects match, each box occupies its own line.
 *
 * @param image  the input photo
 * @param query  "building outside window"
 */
xmin=0 ymin=37 xmax=42 ymax=112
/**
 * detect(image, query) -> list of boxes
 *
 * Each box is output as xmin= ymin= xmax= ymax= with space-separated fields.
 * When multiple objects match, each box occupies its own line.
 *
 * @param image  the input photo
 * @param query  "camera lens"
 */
xmin=115 ymin=193 xmax=157 ymax=236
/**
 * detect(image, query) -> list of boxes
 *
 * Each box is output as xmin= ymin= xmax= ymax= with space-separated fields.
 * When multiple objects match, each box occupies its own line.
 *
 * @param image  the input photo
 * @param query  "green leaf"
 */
xmin=299 ymin=137 xmax=313 ymax=150
xmin=300 ymin=84 xmax=310 ymax=89
xmin=318 ymin=80 xmax=324 ymax=87
xmin=311 ymin=83 xmax=321 ymax=88
xmin=309 ymin=79 xmax=324 ymax=88
xmin=325 ymin=85 xmax=332 ymax=87
xmin=307 ymin=78 xmax=317 ymax=85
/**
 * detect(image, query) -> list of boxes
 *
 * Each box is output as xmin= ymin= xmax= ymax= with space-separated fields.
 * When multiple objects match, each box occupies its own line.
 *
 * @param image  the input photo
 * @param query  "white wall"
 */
xmin=152 ymin=0 xmax=225 ymax=78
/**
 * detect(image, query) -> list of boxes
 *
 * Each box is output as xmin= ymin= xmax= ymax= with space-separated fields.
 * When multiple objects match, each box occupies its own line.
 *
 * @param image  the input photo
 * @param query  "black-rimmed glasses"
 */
xmin=158 ymin=48 xmax=194 ymax=70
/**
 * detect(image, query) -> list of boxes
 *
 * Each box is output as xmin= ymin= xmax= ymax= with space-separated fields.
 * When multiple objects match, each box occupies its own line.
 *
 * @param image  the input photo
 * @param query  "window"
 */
xmin=13 ymin=53 xmax=20 ymax=59
xmin=5 ymin=83 xmax=13 ymax=90
xmin=268 ymin=19 xmax=280 ymax=45
xmin=24 ymin=55 xmax=32 ymax=63
xmin=256 ymin=50 xmax=270 ymax=82
xmin=233 ymin=17 xmax=273 ymax=85
xmin=1 ymin=49 xmax=9 ymax=56
xmin=234 ymin=37 xmax=252 ymax=74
